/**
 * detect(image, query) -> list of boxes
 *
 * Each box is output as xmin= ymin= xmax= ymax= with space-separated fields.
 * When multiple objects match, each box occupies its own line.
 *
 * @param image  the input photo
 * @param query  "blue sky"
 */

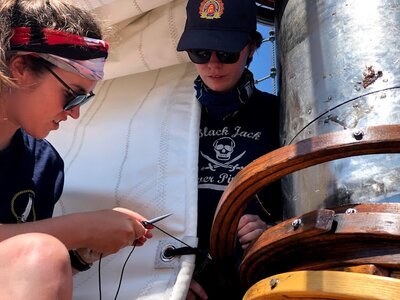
xmin=249 ymin=23 xmax=276 ymax=94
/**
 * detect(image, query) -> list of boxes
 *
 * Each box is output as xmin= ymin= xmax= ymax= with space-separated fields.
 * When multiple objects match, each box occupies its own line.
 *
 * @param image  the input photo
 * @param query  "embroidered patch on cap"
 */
xmin=199 ymin=0 xmax=224 ymax=19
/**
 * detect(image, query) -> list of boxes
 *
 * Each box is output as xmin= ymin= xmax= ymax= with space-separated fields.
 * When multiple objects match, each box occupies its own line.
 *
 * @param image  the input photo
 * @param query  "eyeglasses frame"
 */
xmin=41 ymin=63 xmax=95 ymax=111
xmin=186 ymin=49 xmax=242 ymax=64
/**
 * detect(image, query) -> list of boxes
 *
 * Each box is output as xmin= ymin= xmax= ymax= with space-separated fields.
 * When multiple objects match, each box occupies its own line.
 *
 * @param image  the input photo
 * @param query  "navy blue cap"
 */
xmin=177 ymin=0 xmax=257 ymax=52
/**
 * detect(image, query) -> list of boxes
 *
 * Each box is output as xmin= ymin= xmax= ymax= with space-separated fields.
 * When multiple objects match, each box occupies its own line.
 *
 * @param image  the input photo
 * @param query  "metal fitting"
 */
xmin=291 ymin=218 xmax=302 ymax=229
xmin=160 ymin=245 xmax=176 ymax=262
xmin=352 ymin=129 xmax=364 ymax=140
xmin=269 ymin=278 xmax=279 ymax=289
xmin=345 ymin=208 xmax=357 ymax=214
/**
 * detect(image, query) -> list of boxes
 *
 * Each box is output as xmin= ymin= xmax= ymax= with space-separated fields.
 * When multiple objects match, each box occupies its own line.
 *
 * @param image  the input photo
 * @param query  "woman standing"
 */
xmin=177 ymin=0 xmax=282 ymax=299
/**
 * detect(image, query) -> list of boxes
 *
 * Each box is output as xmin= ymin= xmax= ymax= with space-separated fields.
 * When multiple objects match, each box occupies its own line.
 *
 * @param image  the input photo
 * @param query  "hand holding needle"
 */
xmin=142 ymin=213 xmax=173 ymax=229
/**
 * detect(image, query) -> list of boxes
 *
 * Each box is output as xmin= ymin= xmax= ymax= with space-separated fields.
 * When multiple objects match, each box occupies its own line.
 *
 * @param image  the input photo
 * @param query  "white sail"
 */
xmin=48 ymin=1 xmax=199 ymax=299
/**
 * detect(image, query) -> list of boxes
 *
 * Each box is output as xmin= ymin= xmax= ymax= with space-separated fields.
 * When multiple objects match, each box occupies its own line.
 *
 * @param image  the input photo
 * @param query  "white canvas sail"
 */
xmin=48 ymin=1 xmax=199 ymax=299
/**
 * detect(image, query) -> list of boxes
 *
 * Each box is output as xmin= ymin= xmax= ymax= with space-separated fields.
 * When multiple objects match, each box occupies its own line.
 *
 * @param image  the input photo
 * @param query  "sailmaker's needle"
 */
xmin=142 ymin=213 xmax=173 ymax=228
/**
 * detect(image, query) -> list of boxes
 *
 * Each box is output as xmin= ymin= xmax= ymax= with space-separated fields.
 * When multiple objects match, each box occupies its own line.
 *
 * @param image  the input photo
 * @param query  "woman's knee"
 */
xmin=0 ymin=234 xmax=72 ymax=299
xmin=0 ymin=233 xmax=70 ymax=274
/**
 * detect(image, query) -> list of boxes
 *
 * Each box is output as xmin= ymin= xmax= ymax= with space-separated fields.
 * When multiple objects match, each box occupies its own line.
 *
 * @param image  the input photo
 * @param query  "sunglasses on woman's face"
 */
xmin=41 ymin=64 xmax=95 ymax=111
xmin=187 ymin=49 xmax=241 ymax=64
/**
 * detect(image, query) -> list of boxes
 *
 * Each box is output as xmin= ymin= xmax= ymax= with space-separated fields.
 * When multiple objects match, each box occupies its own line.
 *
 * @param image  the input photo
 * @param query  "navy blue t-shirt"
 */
xmin=0 ymin=129 xmax=64 ymax=223
xmin=197 ymin=88 xmax=281 ymax=251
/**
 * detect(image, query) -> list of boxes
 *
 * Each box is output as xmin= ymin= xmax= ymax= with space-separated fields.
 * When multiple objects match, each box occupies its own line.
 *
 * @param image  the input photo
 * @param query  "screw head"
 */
xmin=291 ymin=218 xmax=302 ymax=229
xmin=345 ymin=208 xmax=357 ymax=214
xmin=269 ymin=278 xmax=279 ymax=289
xmin=352 ymin=130 xmax=364 ymax=140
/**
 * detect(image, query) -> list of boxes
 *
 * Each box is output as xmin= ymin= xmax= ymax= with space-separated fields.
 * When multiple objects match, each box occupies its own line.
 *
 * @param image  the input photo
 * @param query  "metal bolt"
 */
xmin=269 ymin=31 xmax=275 ymax=42
xmin=352 ymin=129 xmax=364 ymax=140
xmin=269 ymin=278 xmax=279 ymax=289
xmin=291 ymin=218 xmax=302 ymax=229
xmin=270 ymin=67 xmax=277 ymax=77
xmin=345 ymin=208 xmax=357 ymax=214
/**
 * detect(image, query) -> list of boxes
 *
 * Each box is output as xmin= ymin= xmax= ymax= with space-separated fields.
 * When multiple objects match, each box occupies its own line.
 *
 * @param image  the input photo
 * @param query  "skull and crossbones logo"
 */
xmin=201 ymin=137 xmax=246 ymax=172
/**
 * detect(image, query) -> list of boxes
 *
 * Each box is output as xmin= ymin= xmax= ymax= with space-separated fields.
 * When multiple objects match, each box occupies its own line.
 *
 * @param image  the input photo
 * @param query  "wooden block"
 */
xmin=241 ymin=209 xmax=400 ymax=287
xmin=243 ymin=270 xmax=400 ymax=300
xmin=328 ymin=264 xmax=389 ymax=276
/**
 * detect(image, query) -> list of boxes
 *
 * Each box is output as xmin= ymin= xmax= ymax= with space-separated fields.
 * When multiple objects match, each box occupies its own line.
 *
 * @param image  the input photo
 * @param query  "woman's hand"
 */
xmin=77 ymin=207 xmax=152 ymax=255
xmin=237 ymin=214 xmax=267 ymax=250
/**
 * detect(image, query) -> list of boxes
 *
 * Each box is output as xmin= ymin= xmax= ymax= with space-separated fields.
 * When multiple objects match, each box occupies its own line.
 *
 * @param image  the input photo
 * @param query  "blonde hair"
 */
xmin=0 ymin=0 xmax=104 ymax=91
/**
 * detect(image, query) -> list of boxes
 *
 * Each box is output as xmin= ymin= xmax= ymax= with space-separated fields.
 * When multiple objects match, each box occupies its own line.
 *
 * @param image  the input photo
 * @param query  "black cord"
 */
xmin=114 ymin=241 xmax=137 ymax=300
xmin=98 ymin=253 xmax=103 ymax=300
xmin=97 ymin=224 xmax=193 ymax=300
xmin=288 ymin=85 xmax=400 ymax=145
xmin=151 ymin=223 xmax=194 ymax=248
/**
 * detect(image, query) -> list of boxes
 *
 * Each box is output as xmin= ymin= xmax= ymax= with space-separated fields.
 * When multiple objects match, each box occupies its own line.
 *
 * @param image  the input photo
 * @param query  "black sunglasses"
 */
xmin=187 ymin=49 xmax=241 ymax=64
xmin=42 ymin=64 xmax=95 ymax=111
